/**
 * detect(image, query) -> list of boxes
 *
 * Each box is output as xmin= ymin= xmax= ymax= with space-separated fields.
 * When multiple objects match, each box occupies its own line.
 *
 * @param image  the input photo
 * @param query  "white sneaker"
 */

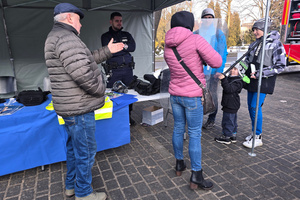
xmin=75 ymin=192 xmax=107 ymax=200
xmin=245 ymin=133 xmax=253 ymax=141
xmin=243 ymin=135 xmax=263 ymax=148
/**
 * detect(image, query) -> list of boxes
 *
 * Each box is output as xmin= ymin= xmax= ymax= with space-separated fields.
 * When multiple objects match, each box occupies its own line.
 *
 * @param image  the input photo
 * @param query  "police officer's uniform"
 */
xmin=101 ymin=26 xmax=136 ymax=88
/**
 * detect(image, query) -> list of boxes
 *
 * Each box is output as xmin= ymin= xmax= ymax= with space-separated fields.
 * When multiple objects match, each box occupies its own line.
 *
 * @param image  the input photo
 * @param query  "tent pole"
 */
xmin=248 ymin=0 xmax=271 ymax=157
xmin=1 ymin=0 xmax=17 ymax=94
xmin=152 ymin=0 xmax=155 ymax=72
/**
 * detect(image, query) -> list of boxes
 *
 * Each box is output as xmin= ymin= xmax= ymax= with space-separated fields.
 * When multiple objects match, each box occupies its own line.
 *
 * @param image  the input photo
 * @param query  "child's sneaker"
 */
xmin=230 ymin=135 xmax=237 ymax=143
xmin=243 ymin=135 xmax=263 ymax=148
xmin=215 ymin=135 xmax=232 ymax=145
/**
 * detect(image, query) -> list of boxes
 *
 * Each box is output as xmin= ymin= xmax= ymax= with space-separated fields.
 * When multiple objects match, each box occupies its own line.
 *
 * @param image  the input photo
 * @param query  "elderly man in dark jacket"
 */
xmin=44 ymin=3 xmax=123 ymax=200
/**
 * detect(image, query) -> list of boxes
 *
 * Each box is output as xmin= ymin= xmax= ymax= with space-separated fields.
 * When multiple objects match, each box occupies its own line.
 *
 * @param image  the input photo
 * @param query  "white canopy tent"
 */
xmin=0 ymin=0 xmax=187 ymax=97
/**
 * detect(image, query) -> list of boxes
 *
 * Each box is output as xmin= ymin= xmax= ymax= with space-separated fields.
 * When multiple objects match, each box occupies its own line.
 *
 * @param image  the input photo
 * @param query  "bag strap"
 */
xmin=171 ymin=47 xmax=205 ymax=91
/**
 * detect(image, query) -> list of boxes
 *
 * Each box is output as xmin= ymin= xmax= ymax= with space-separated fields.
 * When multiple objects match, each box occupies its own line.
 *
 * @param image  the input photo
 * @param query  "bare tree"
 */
xmin=237 ymin=0 xmax=284 ymax=30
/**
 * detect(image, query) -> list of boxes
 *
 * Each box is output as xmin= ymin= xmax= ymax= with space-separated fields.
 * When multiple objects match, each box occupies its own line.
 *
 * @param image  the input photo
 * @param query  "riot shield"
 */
xmin=194 ymin=18 xmax=228 ymax=93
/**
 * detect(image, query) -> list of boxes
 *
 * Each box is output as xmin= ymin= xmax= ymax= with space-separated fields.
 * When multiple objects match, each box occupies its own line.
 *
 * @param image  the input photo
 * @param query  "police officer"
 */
xmin=101 ymin=12 xmax=136 ymax=88
xmin=101 ymin=12 xmax=136 ymax=125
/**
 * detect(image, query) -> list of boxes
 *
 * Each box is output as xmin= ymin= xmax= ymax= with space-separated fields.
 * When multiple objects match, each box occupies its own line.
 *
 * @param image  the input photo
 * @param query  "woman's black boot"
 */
xmin=175 ymin=159 xmax=186 ymax=176
xmin=190 ymin=170 xmax=213 ymax=190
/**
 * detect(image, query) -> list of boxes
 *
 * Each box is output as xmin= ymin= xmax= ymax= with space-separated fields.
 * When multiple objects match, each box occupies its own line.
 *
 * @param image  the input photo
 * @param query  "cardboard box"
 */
xmin=142 ymin=106 xmax=163 ymax=126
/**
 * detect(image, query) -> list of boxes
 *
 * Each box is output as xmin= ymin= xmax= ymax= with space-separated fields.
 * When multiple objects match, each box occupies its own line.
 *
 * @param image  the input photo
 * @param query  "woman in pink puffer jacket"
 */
xmin=164 ymin=11 xmax=222 ymax=190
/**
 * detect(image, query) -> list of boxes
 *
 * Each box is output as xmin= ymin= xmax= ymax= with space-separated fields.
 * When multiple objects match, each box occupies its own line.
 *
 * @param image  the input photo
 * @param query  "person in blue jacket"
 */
xmin=101 ymin=12 xmax=136 ymax=125
xmin=101 ymin=12 xmax=136 ymax=88
xmin=194 ymin=8 xmax=228 ymax=129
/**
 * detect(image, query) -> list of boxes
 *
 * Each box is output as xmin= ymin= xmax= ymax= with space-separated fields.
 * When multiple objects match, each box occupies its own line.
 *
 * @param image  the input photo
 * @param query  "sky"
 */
xmin=191 ymin=0 xmax=261 ymax=24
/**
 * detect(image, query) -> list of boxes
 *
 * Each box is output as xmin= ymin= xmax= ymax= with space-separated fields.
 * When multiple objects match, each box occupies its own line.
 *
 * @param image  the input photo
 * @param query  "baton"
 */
xmin=223 ymin=38 xmax=262 ymax=75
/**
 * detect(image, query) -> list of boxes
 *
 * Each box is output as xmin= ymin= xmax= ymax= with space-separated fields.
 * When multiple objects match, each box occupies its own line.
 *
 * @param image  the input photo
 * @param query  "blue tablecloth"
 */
xmin=0 ymin=94 xmax=137 ymax=176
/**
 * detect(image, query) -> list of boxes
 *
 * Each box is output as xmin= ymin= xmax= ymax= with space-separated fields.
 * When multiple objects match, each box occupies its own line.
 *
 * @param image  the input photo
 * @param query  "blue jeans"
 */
xmin=170 ymin=95 xmax=203 ymax=171
xmin=222 ymin=112 xmax=237 ymax=137
xmin=63 ymin=112 xmax=97 ymax=198
xmin=247 ymin=92 xmax=266 ymax=135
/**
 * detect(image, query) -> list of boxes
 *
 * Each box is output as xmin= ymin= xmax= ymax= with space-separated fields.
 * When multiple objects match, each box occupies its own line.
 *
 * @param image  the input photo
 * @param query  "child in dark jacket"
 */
xmin=215 ymin=66 xmax=243 ymax=144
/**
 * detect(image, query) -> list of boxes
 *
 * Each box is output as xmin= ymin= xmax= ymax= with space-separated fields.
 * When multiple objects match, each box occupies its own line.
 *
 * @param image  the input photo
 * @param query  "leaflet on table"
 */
xmin=105 ymin=89 xmax=124 ymax=99
xmin=0 ymin=105 xmax=24 ymax=116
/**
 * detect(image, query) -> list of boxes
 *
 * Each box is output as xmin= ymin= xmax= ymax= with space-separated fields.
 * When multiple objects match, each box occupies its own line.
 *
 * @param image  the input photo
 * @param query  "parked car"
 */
xmin=228 ymin=46 xmax=239 ymax=52
xmin=227 ymin=45 xmax=249 ymax=52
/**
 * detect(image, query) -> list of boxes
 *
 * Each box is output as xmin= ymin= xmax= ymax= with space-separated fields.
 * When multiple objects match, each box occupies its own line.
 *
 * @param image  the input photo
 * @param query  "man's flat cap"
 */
xmin=54 ymin=3 xmax=84 ymax=19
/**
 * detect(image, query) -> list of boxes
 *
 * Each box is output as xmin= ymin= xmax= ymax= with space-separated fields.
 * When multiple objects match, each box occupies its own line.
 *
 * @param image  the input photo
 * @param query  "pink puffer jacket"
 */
xmin=164 ymin=27 xmax=222 ymax=97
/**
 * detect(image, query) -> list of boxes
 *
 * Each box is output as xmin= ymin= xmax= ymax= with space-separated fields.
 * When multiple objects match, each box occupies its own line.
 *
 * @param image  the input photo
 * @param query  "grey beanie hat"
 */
xmin=201 ymin=8 xmax=215 ymax=18
xmin=252 ymin=18 xmax=272 ymax=32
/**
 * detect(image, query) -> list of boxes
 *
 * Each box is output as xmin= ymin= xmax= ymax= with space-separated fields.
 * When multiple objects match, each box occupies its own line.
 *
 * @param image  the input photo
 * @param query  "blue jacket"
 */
xmin=101 ymin=27 xmax=136 ymax=66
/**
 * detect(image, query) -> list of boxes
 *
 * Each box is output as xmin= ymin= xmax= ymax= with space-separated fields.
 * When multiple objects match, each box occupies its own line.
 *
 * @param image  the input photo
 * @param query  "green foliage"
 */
xmin=214 ymin=2 xmax=222 ymax=19
xmin=208 ymin=0 xmax=214 ymax=9
xmin=243 ymin=29 xmax=256 ymax=45
xmin=227 ymin=12 xmax=241 ymax=47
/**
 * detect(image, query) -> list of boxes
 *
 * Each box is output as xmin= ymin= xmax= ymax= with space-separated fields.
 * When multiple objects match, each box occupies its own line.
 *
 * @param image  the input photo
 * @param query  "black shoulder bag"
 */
xmin=16 ymin=87 xmax=50 ymax=106
xmin=172 ymin=47 xmax=216 ymax=115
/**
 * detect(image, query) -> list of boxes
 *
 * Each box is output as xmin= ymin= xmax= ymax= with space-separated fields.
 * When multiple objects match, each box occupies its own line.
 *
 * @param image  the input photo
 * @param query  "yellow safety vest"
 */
xmin=46 ymin=96 xmax=113 ymax=125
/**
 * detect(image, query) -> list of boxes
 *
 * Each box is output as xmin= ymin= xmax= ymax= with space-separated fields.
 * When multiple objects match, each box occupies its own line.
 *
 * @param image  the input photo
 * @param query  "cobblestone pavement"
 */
xmin=0 ymin=72 xmax=299 ymax=200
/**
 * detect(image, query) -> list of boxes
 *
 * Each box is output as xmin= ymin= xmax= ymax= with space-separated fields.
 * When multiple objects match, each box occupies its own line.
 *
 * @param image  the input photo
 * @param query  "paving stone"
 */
xmin=50 ymin=182 xmax=63 ymax=195
xmin=119 ymin=156 xmax=132 ymax=166
xmin=105 ymin=179 xmax=119 ymax=191
xmin=38 ymin=168 xmax=50 ymax=180
xmin=22 ymin=178 xmax=36 ymax=190
xmin=91 ymin=166 xmax=101 ymax=177
xmin=124 ymin=164 xmax=137 ymax=175
xmin=101 ymin=170 xmax=115 ymax=181
xmin=108 ymin=189 xmax=125 ymax=200
xmin=156 ymin=191 xmax=172 ymax=200
xmin=5 ymin=197 xmax=18 ymax=200
xmin=134 ymin=182 xmax=152 ymax=196
xmin=143 ymin=174 xmax=157 ymax=184
xmin=167 ymin=187 xmax=186 ymax=200
xmin=140 ymin=195 xmax=157 ymax=200
xmin=36 ymin=179 xmax=49 ymax=193
xmin=1 ymin=73 xmax=300 ymax=200
xmin=131 ymin=157 xmax=144 ymax=167
xmin=0 ymin=192 xmax=4 ymax=200
xmin=0 ymin=181 xmax=8 ymax=192
xmin=91 ymin=175 xmax=104 ymax=189
xmin=24 ymin=168 xmax=37 ymax=178
xmin=148 ymin=182 xmax=164 ymax=194
xmin=123 ymin=186 xmax=138 ymax=199
xmin=50 ymin=163 xmax=61 ymax=172
xmin=9 ymin=173 xmax=24 ymax=185
xmin=20 ymin=189 xmax=35 ymax=200
xmin=137 ymin=166 xmax=151 ymax=177
xmin=6 ymin=184 xmax=21 ymax=198
xmin=157 ymin=176 xmax=175 ymax=190
xmin=149 ymin=165 xmax=164 ymax=177
xmin=98 ymin=160 xmax=110 ymax=171
xmin=50 ymin=193 xmax=64 ymax=200
xmin=50 ymin=171 xmax=62 ymax=183
xmin=117 ymin=174 xmax=131 ymax=188
xmin=128 ymin=173 xmax=143 ymax=183
xmin=111 ymin=161 xmax=124 ymax=173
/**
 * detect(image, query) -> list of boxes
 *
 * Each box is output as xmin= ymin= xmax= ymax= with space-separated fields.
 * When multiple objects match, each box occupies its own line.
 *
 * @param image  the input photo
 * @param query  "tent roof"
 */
xmin=1 ymin=0 xmax=188 ymax=12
